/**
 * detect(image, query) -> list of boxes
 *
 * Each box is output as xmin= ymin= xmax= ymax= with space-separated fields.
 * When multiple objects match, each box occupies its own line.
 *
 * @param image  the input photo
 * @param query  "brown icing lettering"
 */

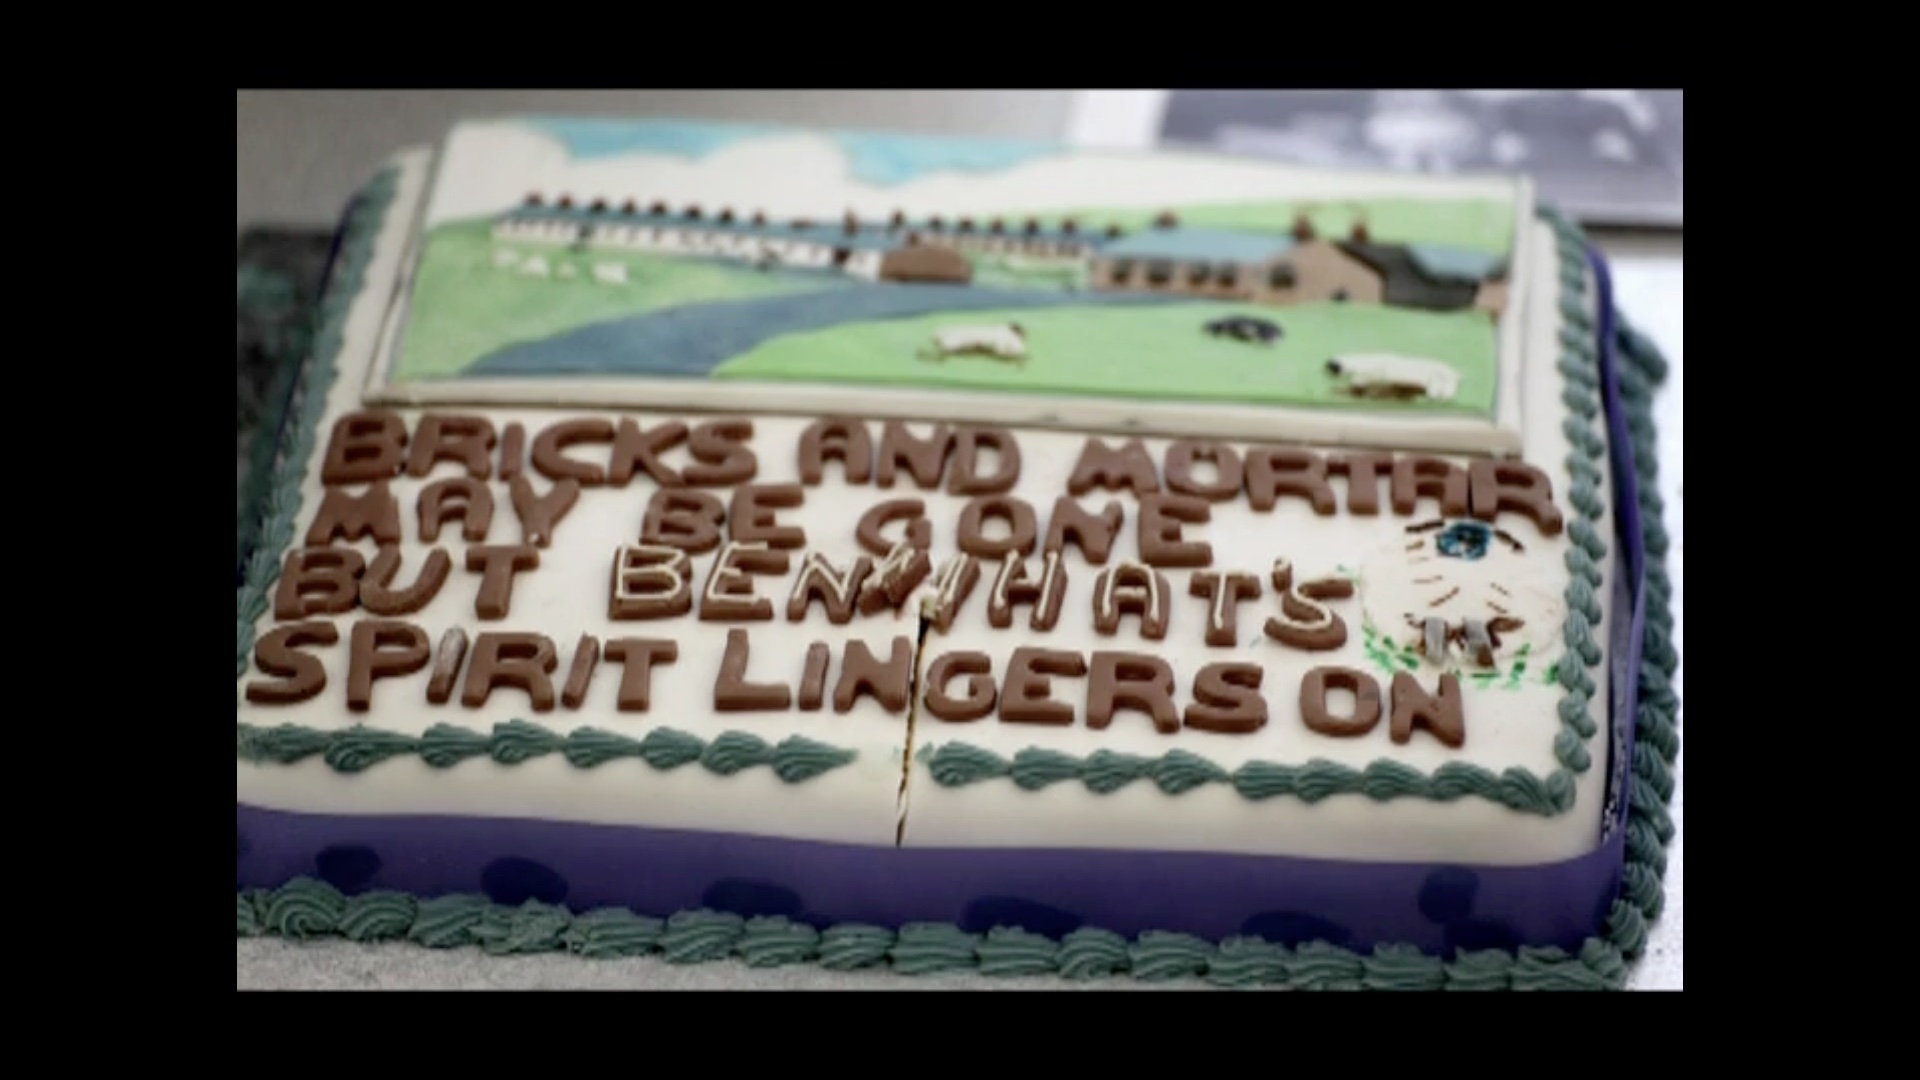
xmin=346 ymin=619 xmax=431 ymax=712
xmin=1085 ymin=652 xmax=1179 ymax=734
xmin=685 ymin=419 xmax=757 ymax=486
xmin=922 ymin=555 xmax=981 ymax=633
xmin=1164 ymin=440 xmax=1243 ymax=501
xmin=1263 ymin=559 xmax=1353 ymax=651
xmin=466 ymin=544 xmax=539 ymax=620
xmin=1183 ymin=663 xmax=1267 ymax=734
xmin=923 ymin=651 xmax=996 ymax=722
xmin=273 ymin=548 xmax=365 ymax=620
xmin=947 ymin=427 xmax=1020 ymax=495
xmin=320 ymin=410 xmax=406 ymax=485
xmin=245 ymin=621 xmax=338 ymax=705
xmin=988 ymin=551 xmax=1067 ymax=631
xmin=797 ymin=417 xmax=872 ymax=485
xmin=508 ymin=474 xmax=581 ymax=548
xmin=305 ymin=481 xmax=402 ymax=547
xmin=729 ymin=484 xmax=806 ymax=549
xmin=560 ymin=634 xmax=600 ymax=709
xmin=425 ymin=628 xmax=468 ymax=705
xmin=956 ymin=496 xmax=1037 ymax=560
xmin=786 ymin=552 xmax=873 ymax=624
xmin=1391 ymin=457 xmax=1470 ymax=517
xmin=1468 ymin=460 xmax=1564 ymax=537
xmin=609 ymin=545 xmax=693 ymax=620
xmin=1067 ymin=438 xmax=1160 ymax=497
xmin=1188 ymin=571 xmax=1261 ymax=648
xmin=1390 ymin=672 xmax=1466 ymax=748
xmin=857 ymin=541 xmax=932 ymax=615
xmin=875 ymin=421 xmax=953 ymax=490
xmin=999 ymin=648 xmax=1088 ymax=725
xmin=417 ymin=477 xmax=494 ymax=543
xmin=714 ymin=628 xmax=791 ymax=712
xmin=1245 ymin=447 xmax=1337 ymax=514
xmin=360 ymin=546 xmax=451 ymax=616
xmin=1299 ymin=666 xmax=1383 ymax=738
xmin=461 ymin=632 xmax=558 ymax=712
xmin=602 ymin=638 xmax=677 ymax=711
xmin=1042 ymin=498 xmax=1124 ymax=565
xmin=405 ymin=414 xmax=496 ymax=480
xmin=498 ymin=422 xmax=526 ymax=482
xmin=1092 ymin=560 xmax=1170 ymax=640
xmin=608 ymin=419 xmax=689 ymax=487
xmin=700 ymin=541 xmax=789 ymax=621
xmin=531 ymin=418 xmax=615 ymax=485
xmin=1329 ymin=452 xmax=1393 ymax=516
xmin=855 ymin=499 xmax=932 ymax=556
xmin=799 ymin=642 xmax=831 ymax=711
xmin=833 ymin=637 xmax=914 ymax=714
xmin=641 ymin=489 xmax=727 ymax=554
xmin=1138 ymin=493 xmax=1213 ymax=568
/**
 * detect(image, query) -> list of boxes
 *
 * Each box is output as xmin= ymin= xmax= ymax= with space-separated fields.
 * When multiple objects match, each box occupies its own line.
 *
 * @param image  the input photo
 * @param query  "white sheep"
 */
xmin=491 ymin=248 xmax=522 ymax=270
xmin=591 ymin=262 xmax=629 ymax=285
xmin=1325 ymin=353 xmax=1460 ymax=402
xmin=517 ymin=255 xmax=551 ymax=279
xmin=920 ymin=323 xmax=1027 ymax=365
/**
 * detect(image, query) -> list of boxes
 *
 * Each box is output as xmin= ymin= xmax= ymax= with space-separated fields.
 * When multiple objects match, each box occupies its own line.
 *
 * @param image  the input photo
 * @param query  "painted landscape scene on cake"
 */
xmin=387 ymin=120 xmax=1520 ymax=419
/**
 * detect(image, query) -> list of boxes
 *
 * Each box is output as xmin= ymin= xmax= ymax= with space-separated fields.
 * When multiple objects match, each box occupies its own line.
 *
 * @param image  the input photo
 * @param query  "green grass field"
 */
xmin=712 ymin=300 xmax=1498 ymax=416
xmin=1011 ymin=198 xmax=1516 ymax=256
xmin=393 ymin=218 xmax=854 ymax=380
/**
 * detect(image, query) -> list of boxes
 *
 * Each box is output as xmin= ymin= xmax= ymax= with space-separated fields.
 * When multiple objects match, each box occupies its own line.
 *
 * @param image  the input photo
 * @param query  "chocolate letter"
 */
xmin=999 ymin=647 xmax=1087 ymax=725
xmin=360 ymin=546 xmax=451 ymax=616
xmin=798 ymin=417 xmax=872 ymax=485
xmin=461 ymin=632 xmax=558 ymax=712
xmin=466 ymin=544 xmax=538 ymax=620
xmin=321 ymin=410 xmax=406 ymax=485
xmin=1245 ymin=447 xmax=1336 ymax=514
xmin=786 ymin=552 xmax=872 ymax=624
xmin=857 ymin=541 xmax=932 ymax=615
xmin=641 ymin=489 xmax=727 ymax=555
xmin=1188 ymin=571 xmax=1261 ymax=648
xmin=922 ymin=555 xmax=981 ymax=633
xmin=608 ymin=419 xmax=688 ymax=487
xmin=1085 ymin=652 xmax=1179 ymax=734
xmin=685 ymin=419 xmax=757 ymax=486
xmin=1138 ymin=493 xmax=1212 ymax=568
xmin=700 ymin=541 xmax=789 ymax=621
xmin=1391 ymin=457 xmax=1470 ymax=517
xmin=714 ymin=628 xmax=791 ymax=712
xmin=530 ymin=418 xmax=615 ymax=485
xmin=956 ymin=496 xmax=1037 ymax=560
xmin=603 ymin=638 xmax=678 ymax=711
xmin=947 ymin=427 xmax=1020 ymax=495
xmin=923 ymin=651 xmax=996 ymax=722
xmin=729 ymin=484 xmax=806 ymax=549
xmin=1042 ymin=498 xmax=1124 ymax=565
xmin=1468 ymin=460 xmax=1564 ymax=537
xmin=425 ymin=629 xmax=468 ymax=705
xmin=609 ymin=545 xmax=693 ymax=620
xmin=1329 ymin=452 xmax=1393 ymax=516
xmin=833 ymin=637 xmax=914 ymax=713
xmin=417 ymin=477 xmax=494 ymax=543
xmin=1390 ymin=672 xmax=1466 ymax=748
xmin=988 ymin=551 xmax=1067 ymax=631
xmin=273 ymin=548 xmax=365 ymax=620
xmin=1092 ymin=560 xmax=1170 ymax=640
xmin=406 ymin=414 xmax=496 ymax=480
xmin=245 ymin=621 xmax=338 ymax=705
xmin=508 ymin=474 xmax=581 ymax=548
xmin=855 ymin=499 xmax=932 ymax=556
xmin=305 ymin=481 xmax=402 ymax=547
xmin=1067 ymin=437 xmax=1159 ymax=497
xmin=347 ymin=620 xmax=431 ymax=712
xmin=561 ymin=634 xmax=600 ymax=710
xmin=1262 ymin=559 xmax=1352 ymax=651
xmin=1299 ymin=667 xmax=1383 ymax=738
xmin=1164 ymin=440 xmax=1243 ymax=501
xmin=875 ymin=421 xmax=952 ymax=489
xmin=1184 ymin=663 xmax=1267 ymax=734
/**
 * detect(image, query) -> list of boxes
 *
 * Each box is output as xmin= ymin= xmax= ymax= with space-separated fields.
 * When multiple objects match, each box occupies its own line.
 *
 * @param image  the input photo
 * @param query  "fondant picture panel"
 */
xmin=369 ymin=119 xmax=1533 ymax=454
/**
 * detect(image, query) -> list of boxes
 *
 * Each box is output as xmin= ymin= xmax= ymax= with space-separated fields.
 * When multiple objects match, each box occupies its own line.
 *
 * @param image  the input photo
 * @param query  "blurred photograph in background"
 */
xmin=1072 ymin=90 xmax=1682 ymax=229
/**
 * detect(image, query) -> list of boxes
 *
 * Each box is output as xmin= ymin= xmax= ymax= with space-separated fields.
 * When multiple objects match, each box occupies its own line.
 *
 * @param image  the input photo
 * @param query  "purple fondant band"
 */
xmin=237 ymin=799 xmax=1624 ymax=954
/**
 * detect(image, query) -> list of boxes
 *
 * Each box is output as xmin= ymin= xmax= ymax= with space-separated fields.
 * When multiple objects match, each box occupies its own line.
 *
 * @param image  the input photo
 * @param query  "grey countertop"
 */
xmin=235 ymin=91 xmax=1682 ymax=990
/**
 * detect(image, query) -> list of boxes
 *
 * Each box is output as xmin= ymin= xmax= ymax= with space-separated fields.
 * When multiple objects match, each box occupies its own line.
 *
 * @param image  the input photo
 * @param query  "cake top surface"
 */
xmin=369 ymin=117 xmax=1536 ymax=454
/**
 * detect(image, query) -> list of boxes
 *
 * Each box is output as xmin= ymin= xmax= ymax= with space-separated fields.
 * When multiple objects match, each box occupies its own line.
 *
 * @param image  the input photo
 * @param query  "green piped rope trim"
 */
xmin=235 ymin=719 xmax=858 ymax=783
xmin=916 ymin=742 xmax=1570 ymax=816
xmin=237 ymin=199 xmax=1676 ymax=989
xmin=235 ymin=169 xmax=402 ymax=679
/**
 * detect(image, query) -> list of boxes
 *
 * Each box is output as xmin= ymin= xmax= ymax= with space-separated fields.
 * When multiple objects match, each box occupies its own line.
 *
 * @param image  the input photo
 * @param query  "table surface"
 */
xmin=235 ymin=91 xmax=1682 ymax=990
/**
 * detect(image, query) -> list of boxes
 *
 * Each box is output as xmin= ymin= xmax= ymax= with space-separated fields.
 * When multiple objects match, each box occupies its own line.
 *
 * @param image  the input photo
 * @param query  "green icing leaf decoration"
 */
xmin=700 ymin=731 xmax=772 ymax=776
xmin=926 ymin=742 xmax=1010 ymax=787
xmin=419 ymin=724 xmax=491 ymax=768
xmin=563 ymin=727 xmax=643 ymax=768
xmin=771 ymin=735 xmax=857 ymax=783
xmin=1008 ymin=748 xmax=1078 ymax=790
xmin=323 ymin=726 xmax=419 ymax=773
xmin=636 ymin=727 xmax=705 ymax=770
xmin=491 ymin=720 xmax=563 ymax=764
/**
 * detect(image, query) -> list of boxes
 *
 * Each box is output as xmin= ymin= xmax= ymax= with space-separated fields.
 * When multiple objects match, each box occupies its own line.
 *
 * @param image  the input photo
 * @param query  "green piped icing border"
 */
xmin=235 ymin=720 xmax=858 ymax=783
xmin=235 ymin=168 xmax=401 ymax=679
xmin=237 ymin=190 xmax=1678 ymax=988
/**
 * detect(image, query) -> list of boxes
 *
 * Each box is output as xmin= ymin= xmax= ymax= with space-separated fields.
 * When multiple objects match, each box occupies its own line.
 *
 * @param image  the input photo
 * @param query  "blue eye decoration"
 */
xmin=1435 ymin=521 xmax=1493 ymax=561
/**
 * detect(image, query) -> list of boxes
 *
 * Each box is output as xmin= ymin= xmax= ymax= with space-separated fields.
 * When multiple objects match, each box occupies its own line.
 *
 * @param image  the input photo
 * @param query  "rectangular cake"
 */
xmin=235 ymin=119 xmax=1678 ymax=987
